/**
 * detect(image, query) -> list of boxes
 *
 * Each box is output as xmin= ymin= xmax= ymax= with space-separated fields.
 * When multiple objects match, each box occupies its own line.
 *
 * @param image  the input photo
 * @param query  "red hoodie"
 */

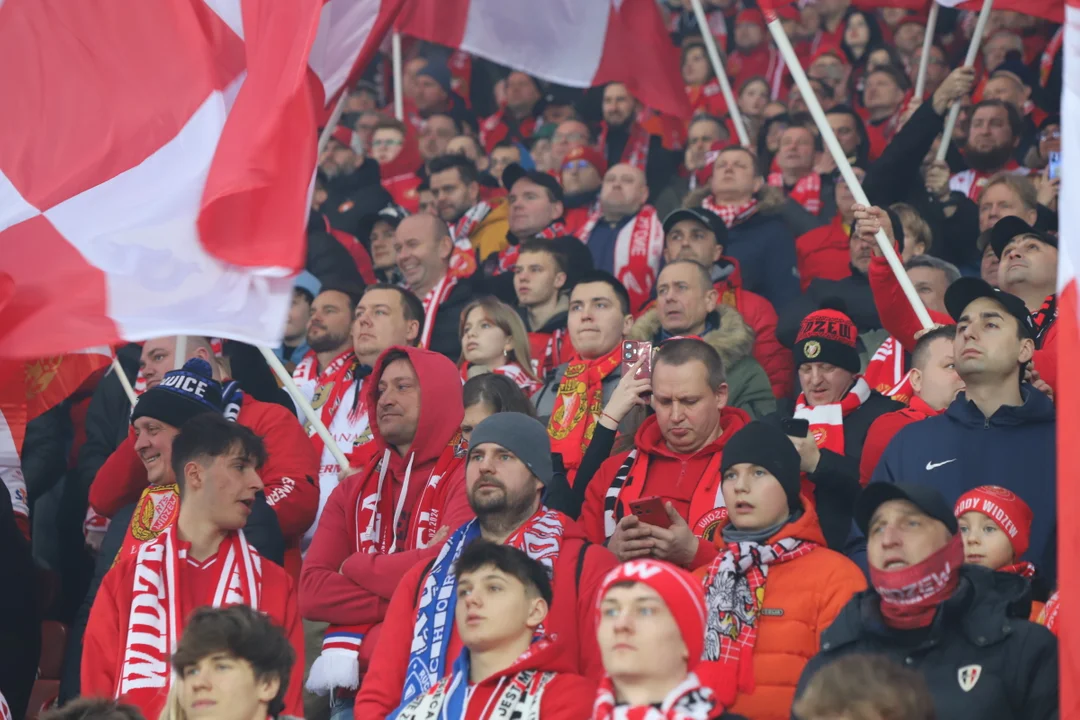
xmin=298 ymin=347 xmax=475 ymax=666
xmin=858 ymin=395 xmax=942 ymax=486
xmin=580 ymin=408 xmax=749 ymax=569
xmin=88 ymin=395 xmax=320 ymax=578
xmin=868 ymin=255 xmax=1058 ymax=392
xmin=796 ymin=215 xmax=851 ymax=292
xmin=353 ymin=515 xmax=617 ymax=718
xmin=388 ymin=637 xmax=595 ymax=720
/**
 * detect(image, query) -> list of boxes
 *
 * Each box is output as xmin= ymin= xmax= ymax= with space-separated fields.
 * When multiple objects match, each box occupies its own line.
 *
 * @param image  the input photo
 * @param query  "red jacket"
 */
xmin=378 ymin=123 xmax=423 ymax=214
xmin=479 ymin=109 xmax=537 ymax=152
xmin=82 ymin=535 xmax=304 ymax=720
xmin=580 ymin=408 xmax=749 ymax=568
xmin=796 ymin=215 xmax=850 ymax=292
xmin=868 ymin=256 xmax=1058 ymax=392
xmin=859 ymin=395 xmax=941 ymax=486
xmin=563 ymin=205 xmax=593 ymax=235
xmin=89 ymin=396 xmax=320 ymax=577
xmin=353 ymin=519 xmax=618 ymax=718
xmin=298 ymin=347 xmax=474 ymax=665
xmin=715 ymin=256 xmax=793 ymax=398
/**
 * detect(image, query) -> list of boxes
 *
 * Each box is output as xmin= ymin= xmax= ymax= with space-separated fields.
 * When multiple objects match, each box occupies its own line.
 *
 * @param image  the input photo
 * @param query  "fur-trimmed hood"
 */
xmin=683 ymin=184 xmax=789 ymax=215
xmin=629 ymin=304 xmax=755 ymax=370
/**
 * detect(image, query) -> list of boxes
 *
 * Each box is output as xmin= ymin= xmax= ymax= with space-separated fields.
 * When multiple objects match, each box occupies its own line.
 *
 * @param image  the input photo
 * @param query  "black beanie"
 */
xmin=131 ymin=358 xmax=224 ymax=429
xmin=720 ymin=421 xmax=803 ymax=513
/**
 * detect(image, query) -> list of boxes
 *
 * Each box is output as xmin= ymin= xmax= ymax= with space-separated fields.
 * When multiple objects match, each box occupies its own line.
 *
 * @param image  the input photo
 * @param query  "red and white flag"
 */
xmin=935 ymin=0 xmax=1063 ymax=23
xmin=1057 ymin=0 xmax=1078 ymax=713
xmin=396 ymin=0 xmax=691 ymax=120
xmin=0 ymin=0 xmax=401 ymax=360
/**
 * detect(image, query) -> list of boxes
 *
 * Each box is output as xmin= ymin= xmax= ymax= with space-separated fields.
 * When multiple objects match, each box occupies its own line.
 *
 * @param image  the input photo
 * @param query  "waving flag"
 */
xmin=936 ymin=0 xmax=1063 ymax=23
xmin=1058 ymin=0 xmax=1079 ymax=714
xmin=0 ymin=0 xmax=402 ymax=361
xmin=396 ymin=0 xmax=691 ymax=120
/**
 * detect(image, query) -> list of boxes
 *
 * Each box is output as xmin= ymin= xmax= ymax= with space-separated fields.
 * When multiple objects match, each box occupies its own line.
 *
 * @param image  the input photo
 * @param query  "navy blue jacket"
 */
xmin=726 ymin=211 xmax=799 ymax=310
xmin=870 ymin=386 xmax=1056 ymax=574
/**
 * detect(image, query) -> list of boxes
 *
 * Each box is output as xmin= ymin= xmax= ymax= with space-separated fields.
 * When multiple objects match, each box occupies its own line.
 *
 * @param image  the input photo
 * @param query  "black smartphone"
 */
xmin=781 ymin=418 xmax=810 ymax=438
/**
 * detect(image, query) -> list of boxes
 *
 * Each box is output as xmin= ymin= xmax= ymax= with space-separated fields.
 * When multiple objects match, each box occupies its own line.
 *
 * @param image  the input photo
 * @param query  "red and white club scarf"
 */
xmin=592 ymin=672 xmax=719 ymax=720
xmin=767 ymin=171 xmax=821 ymax=215
xmin=576 ymin=205 xmax=664 ymax=313
xmin=306 ymin=433 xmax=467 ymax=695
xmin=449 ymin=202 xmax=491 ymax=278
xmin=1038 ymin=591 xmax=1061 ymax=635
xmin=418 ymin=274 xmax=460 ymax=350
xmin=461 ymin=363 xmax=541 ymax=394
xmin=701 ymin=195 xmax=759 ymax=229
xmin=863 ymin=336 xmax=913 ymax=405
xmin=293 ymin=350 xmax=361 ymax=460
xmin=493 ymin=221 xmax=569 ymax=276
xmin=599 ymin=121 xmax=652 ymax=172
xmin=871 ymin=533 xmax=963 ymax=630
xmin=793 ymin=377 xmax=871 ymax=502
xmin=116 ymin=528 xmax=261 ymax=711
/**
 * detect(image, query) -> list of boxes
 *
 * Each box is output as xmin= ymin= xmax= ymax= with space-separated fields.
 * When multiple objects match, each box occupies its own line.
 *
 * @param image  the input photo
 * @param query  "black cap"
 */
xmin=502 ymin=163 xmax=564 ymax=204
xmin=855 ymin=483 xmax=958 ymax=536
xmin=662 ymin=208 xmax=728 ymax=248
xmin=944 ymin=277 xmax=1036 ymax=340
xmin=989 ymin=215 xmax=1057 ymax=259
xmin=356 ymin=204 xmax=408 ymax=245
xmin=990 ymin=51 xmax=1034 ymax=89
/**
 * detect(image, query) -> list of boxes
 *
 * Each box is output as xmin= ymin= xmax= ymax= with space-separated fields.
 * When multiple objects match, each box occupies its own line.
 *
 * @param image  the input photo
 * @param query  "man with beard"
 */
xmin=479 ymin=71 xmax=544 ymax=152
xmin=949 ymin=99 xmax=1031 ymax=202
xmin=428 ymin=154 xmax=510 ymax=263
xmin=598 ymin=82 xmax=676 ymax=201
xmin=575 ymin=163 xmax=664 ymax=314
xmin=353 ymin=414 xmax=618 ymax=718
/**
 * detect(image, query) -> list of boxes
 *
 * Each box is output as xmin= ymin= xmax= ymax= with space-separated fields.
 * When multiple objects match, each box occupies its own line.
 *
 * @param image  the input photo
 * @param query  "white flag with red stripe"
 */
xmin=935 ymin=0 xmax=1062 ymax=23
xmin=396 ymin=0 xmax=691 ymax=120
xmin=0 ymin=0 xmax=401 ymax=360
xmin=1057 ymin=0 xmax=1078 ymax=711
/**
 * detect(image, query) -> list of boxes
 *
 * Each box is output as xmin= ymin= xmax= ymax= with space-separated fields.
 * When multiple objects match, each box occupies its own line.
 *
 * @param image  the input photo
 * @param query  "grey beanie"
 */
xmin=469 ymin=413 xmax=554 ymax=486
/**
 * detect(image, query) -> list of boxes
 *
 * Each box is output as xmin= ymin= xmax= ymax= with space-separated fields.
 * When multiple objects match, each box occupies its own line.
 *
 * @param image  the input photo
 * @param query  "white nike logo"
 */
xmin=926 ymin=459 xmax=957 ymax=471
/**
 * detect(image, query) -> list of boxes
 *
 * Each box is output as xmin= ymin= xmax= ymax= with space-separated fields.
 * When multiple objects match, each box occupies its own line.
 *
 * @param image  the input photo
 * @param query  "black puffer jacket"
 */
xmin=794 ymin=566 xmax=1058 ymax=720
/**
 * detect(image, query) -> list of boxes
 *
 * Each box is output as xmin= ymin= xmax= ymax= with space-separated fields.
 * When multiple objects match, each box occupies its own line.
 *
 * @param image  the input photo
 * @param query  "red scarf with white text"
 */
xmin=599 ymin=121 xmax=652 ymax=171
xmin=863 ymin=336 xmax=913 ymax=404
xmin=418 ymin=275 xmax=459 ymax=350
xmin=293 ymin=350 xmax=361 ymax=460
xmin=794 ymin=377 xmax=871 ymax=501
xmin=767 ymin=171 xmax=821 ymax=214
xmin=450 ymin=202 xmax=492 ymax=277
xmin=701 ymin=195 xmax=759 ymax=229
xmin=117 ymin=528 xmax=260 ymax=713
xmin=871 ymin=533 xmax=964 ymax=630
xmin=576 ymin=205 xmax=664 ymax=313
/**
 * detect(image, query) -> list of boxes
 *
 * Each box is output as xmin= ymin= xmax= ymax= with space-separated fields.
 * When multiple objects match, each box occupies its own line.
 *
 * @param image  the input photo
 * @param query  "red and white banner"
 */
xmin=936 ymin=0 xmax=1063 ymax=23
xmin=396 ymin=0 xmax=691 ymax=120
xmin=0 ymin=0 xmax=401 ymax=360
xmin=1057 ymin=0 xmax=1079 ymax=713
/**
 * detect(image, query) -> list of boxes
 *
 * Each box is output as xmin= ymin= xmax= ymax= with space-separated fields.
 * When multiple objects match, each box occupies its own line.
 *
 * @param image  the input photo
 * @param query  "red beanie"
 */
xmin=562 ymin=145 xmax=608 ymax=176
xmin=596 ymin=559 xmax=706 ymax=669
xmin=954 ymin=486 xmax=1033 ymax=558
xmin=775 ymin=4 xmax=799 ymax=22
xmin=794 ymin=308 xmax=859 ymax=373
xmin=736 ymin=8 xmax=765 ymax=27
xmin=331 ymin=126 xmax=355 ymax=149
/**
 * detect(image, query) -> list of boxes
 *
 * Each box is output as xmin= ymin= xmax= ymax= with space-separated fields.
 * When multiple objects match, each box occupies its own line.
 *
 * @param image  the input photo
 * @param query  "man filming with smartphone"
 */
xmin=579 ymin=337 xmax=751 ymax=569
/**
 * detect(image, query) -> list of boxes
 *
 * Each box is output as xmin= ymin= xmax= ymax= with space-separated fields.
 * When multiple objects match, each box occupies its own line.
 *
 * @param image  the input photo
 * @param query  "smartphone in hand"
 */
xmin=621 ymin=340 xmax=653 ymax=380
xmin=1049 ymin=151 xmax=1062 ymax=181
xmin=781 ymin=417 xmax=810 ymax=438
xmin=628 ymin=496 xmax=673 ymax=528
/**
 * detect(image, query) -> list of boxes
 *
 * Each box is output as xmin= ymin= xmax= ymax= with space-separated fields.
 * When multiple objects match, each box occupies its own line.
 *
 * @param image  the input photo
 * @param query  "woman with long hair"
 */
xmin=842 ymin=9 xmax=885 ymax=104
xmin=458 ymin=297 xmax=541 ymax=393
xmin=460 ymin=373 xmax=536 ymax=445
xmin=683 ymin=41 xmax=728 ymax=117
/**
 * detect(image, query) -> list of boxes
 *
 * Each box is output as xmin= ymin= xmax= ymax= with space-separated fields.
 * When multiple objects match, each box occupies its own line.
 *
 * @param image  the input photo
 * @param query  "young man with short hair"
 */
xmin=387 ymin=542 xmax=594 ymax=720
xmin=428 ymin=154 xmax=510 ymax=262
xmin=83 ymin=416 xmax=304 ymax=720
xmin=514 ymin=240 xmax=572 ymax=376
xmin=172 ymin=605 xmax=297 ymax=720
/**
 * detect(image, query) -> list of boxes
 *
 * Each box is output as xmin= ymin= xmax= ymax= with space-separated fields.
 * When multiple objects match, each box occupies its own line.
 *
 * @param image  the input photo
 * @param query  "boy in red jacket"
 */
xmin=354 ymin=413 xmax=617 ymax=718
xmin=82 ymin=416 xmax=304 ymax=720
xmin=387 ymin=541 xmax=594 ymax=720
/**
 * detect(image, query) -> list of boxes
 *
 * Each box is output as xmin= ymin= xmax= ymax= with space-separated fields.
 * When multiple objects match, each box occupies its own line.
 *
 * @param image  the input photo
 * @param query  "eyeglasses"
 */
xmin=562 ymin=159 xmax=591 ymax=171
xmin=1040 ymin=129 xmax=1061 ymax=141
xmin=371 ymin=139 xmax=403 ymax=149
xmin=554 ymin=132 xmax=587 ymax=143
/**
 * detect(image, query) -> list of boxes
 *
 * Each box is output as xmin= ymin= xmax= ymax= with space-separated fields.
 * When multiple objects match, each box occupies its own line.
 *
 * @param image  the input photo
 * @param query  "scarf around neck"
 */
xmin=701 ymin=195 xmax=759 ymax=229
xmin=599 ymin=121 xmax=652 ymax=172
xmin=767 ymin=171 xmax=821 ymax=215
xmin=871 ymin=533 xmax=964 ymax=630
xmin=547 ymin=346 xmax=622 ymax=478
xmin=701 ymin=535 xmax=816 ymax=693
xmin=592 ymin=673 xmax=719 ymax=720
xmin=576 ymin=205 xmax=664 ymax=314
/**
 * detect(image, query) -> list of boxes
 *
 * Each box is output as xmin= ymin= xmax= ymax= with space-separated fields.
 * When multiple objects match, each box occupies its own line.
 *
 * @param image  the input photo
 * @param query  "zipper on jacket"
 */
xmin=984 ymin=418 xmax=990 ymax=429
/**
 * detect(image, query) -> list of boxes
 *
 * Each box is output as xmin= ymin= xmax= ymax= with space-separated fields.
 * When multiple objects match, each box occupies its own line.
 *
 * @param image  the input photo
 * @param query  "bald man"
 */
xmin=393 ymin=214 xmax=476 ymax=359
xmin=575 ymin=163 xmax=665 ymax=313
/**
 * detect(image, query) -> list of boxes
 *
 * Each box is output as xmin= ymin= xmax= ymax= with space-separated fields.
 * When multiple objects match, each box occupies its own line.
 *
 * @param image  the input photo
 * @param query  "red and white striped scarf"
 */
xmin=793 ymin=377 xmax=871 ymax=503
xmin=493 ymin=221 xmax=568 ymax=276
xmin=117 ymin=528 xmax=261 ymax=712
xmin=418 ymin=274 xmax=460 ymax=350
xmin=767 ymin=171 xmax=821 ymax=215
xmin=599 ymin=121 xmax=652 ymax=172
xmin=576 ymin=205 xmax=664 ymax=313
xmin=449 ymin=203 xmax=492 ymax=278
xmin=701 ymin=536 xmax=816 ymax=694
xmin=949 ymin=162 xmax=1031 ymax=202
xmin=592 ymin=673 xmax=719 ymax=720
xmin=293 ymin=350 xmax=361 ymax=460
xmin=863 ymin=336 xmax=914 ymax=405
xmin=461 ymin=362 xmax=541 ymax=394
xmin=701 ymin=196 xmax=759 ymax=229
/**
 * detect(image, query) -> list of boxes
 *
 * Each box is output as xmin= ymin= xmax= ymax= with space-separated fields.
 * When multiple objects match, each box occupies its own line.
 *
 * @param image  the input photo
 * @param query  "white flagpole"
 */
xmin=258 ymin=346 xmax=351 ymax=474
xmin=392 ymin=31 xmax=405 ymax=122
xmin=936 ymin=0 xmax=994 ymax=162
xmin=318 ymin=92 xmax=351 ymax=157
xmin=688 ymin=0 xmax=752 ymax=147
xmin=763 ymin=8 xmax=934 ymax=330
xmin=174 ymin=336 xmax=186 ymax=370
xmin=112 ymin=356 xmax=137 ymax=405
xmin=914 ymin=2 xmax=941 ymax=99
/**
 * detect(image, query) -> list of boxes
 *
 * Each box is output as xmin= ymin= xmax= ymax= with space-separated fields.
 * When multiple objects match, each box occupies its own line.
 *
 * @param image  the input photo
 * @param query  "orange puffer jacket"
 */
xmin=695 ymin=499 xmax=867 ymax=720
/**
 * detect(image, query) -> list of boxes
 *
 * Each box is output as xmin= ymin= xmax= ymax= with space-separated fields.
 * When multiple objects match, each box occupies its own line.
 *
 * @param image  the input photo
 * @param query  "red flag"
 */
xmin=396 ymin=0 xmax=691 ymax=120
xmin=937 ymin=0 xmax=1063 ymax=23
